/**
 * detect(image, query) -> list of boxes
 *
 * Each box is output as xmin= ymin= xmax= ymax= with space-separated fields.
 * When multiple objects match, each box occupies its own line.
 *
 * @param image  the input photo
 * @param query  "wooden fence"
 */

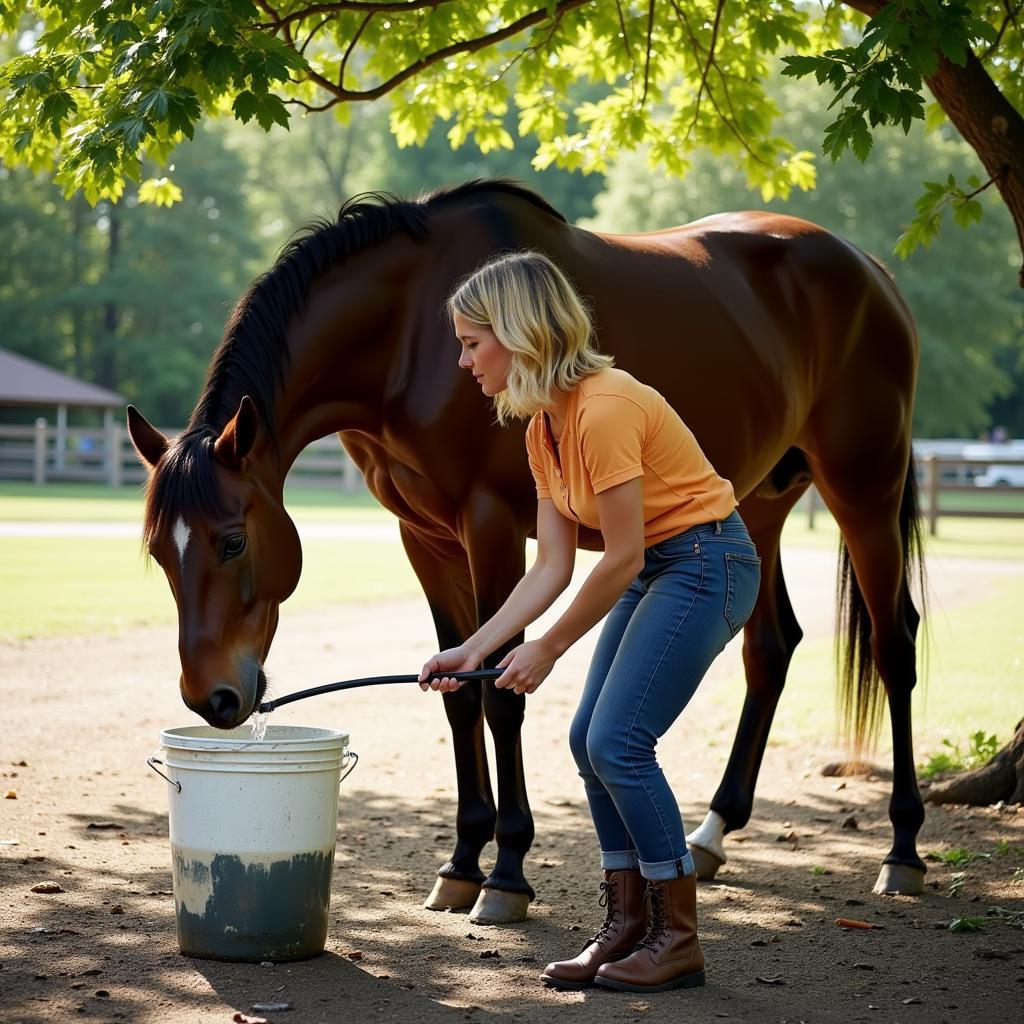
xmin=0 ymin=420 xmax=363 ymax=491
xmin=3 ymin=423 xmax=1022 ymax=534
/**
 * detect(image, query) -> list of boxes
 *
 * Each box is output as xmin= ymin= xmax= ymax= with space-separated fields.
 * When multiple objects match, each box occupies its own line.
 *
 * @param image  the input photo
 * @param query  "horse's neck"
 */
xmin=270 ymin=241 xmax=421 ymax=470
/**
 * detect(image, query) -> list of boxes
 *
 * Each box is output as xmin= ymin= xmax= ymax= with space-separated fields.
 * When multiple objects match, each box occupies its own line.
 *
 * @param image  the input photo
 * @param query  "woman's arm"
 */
xmin=539 ymin=476 xmax=645 ymax=656
xmin=419 ymin=498 xmax=577 ymax=690
xmin=494 ymin=477 xmax=645 ymax=694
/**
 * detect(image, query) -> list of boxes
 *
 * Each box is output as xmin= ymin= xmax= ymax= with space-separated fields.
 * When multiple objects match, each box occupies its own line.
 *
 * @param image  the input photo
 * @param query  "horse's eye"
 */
xmin=221 ymin=534 xmax=247 ymax=562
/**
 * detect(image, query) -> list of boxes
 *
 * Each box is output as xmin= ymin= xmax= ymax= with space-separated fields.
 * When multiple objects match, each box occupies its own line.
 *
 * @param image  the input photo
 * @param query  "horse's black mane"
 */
xmin=142 ymin=179 xmax=564 ymax=546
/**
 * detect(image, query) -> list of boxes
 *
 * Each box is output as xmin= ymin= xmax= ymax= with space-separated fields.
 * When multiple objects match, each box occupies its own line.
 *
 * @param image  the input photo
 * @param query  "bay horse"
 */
xmin=128 ymin=179 xmax=926 ymax=923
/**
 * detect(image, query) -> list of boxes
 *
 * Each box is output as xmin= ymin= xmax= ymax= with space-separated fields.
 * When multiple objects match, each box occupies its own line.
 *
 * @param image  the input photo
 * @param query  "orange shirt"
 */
xmin=525 ymin=368 xmax=737 ymax=547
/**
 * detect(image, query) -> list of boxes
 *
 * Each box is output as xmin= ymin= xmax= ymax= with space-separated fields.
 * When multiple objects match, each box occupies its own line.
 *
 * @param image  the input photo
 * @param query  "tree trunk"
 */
xmin=844 ymin=0 xmax=1024 ymax=287
xmin=96 ymin=203 xmax=120 ymax=391
xmin=924 ymin=717 xmax=1024 ymax=806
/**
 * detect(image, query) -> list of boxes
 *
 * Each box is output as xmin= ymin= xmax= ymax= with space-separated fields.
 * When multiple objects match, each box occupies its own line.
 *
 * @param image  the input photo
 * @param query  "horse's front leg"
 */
xmin=464 ymin=493 xmax=534 ymax=925
xmin=399 ymin=525 xmax=495 ymax=912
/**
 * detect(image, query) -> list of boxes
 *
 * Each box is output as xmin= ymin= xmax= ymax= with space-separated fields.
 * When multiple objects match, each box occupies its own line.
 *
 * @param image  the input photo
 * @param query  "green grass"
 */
xmin=707 ymin=569 xmax=1024 ymax=758
xmin=0 ymin=535 xmax=421 ymax=641
xmin=0 ymin=481 xmax=385 ymax=522
xmin=3 ymin=484 xmax=1022 ymax=754
xmin=783 ymin=504 xmax=1024 ymax=560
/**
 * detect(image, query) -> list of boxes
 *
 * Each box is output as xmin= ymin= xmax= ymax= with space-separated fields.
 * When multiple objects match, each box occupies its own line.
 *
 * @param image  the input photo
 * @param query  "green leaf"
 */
xmin=232 ymin=90 xmax=260 ymax=125
xmin=137 ymin=176 xmax=183 ymax=207
xmin=253 ymin=93 xmax=290 ymax=132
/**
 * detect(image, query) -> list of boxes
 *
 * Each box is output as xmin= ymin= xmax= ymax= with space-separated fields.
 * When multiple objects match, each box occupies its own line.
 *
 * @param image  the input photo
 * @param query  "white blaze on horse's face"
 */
xmin=172 ymin=516 xmax=191 ymax=572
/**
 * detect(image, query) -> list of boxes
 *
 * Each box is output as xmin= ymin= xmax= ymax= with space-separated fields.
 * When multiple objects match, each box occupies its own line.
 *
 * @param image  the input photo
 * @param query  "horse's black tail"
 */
xmin=836 ymin=459 xmax=927 ymax=753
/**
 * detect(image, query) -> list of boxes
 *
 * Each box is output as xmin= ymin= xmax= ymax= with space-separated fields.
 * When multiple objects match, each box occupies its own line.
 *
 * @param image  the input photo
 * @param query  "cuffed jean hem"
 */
xmin=639 ymin=851 xmax=695 ymax=880
xmin=600 ymin=849 xmax=641 ymax=871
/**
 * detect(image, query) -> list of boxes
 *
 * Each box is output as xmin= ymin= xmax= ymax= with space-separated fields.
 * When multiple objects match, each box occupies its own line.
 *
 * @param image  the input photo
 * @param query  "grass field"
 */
xmin=2 ymin=483 xmax=1020 ymax=763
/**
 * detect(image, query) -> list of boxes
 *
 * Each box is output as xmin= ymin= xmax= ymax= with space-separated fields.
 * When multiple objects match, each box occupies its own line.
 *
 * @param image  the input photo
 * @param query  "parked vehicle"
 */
xmin=974 ymin=464 xmax=1024 ymax=488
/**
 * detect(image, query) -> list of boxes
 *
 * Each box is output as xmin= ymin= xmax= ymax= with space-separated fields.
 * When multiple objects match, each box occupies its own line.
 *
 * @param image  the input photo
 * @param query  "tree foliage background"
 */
xmin=0 ymin=1 xmax=1021 ymax=434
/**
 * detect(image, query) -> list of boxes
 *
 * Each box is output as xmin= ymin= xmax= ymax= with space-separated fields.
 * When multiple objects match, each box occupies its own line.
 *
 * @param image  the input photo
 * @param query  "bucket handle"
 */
xmin=340 ymin=750 xmax=359 ymax=785
xmin=147 ymin=755 xmax=181 ymax=793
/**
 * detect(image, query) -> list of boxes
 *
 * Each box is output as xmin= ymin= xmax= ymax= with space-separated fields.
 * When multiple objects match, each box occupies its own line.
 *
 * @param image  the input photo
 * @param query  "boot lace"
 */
xmin=638 ymin=882 xmax=669 ymax=953
xmin=586 ymin=879 xmax=620 ymax=947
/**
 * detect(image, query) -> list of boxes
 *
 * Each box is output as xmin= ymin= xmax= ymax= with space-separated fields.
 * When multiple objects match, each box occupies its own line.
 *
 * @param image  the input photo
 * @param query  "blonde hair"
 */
xmin=447 ymin=250 xmax=613 ymax=424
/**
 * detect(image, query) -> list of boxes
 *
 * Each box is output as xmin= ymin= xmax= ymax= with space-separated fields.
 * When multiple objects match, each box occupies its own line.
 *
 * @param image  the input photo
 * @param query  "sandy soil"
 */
xmin=2 ymin=546 xmax=1023 ymax=1024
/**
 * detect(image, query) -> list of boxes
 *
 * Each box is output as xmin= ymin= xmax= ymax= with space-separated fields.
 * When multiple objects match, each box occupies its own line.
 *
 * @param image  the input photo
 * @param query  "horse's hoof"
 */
xmin=873 ymin=863 xmax=925 ymax=896
xmin=468 ymin=889 xmax=530 ymax=925
xmin=689 ymin=843 xmax=724 ymax=881
xmin=423 ymin=876 xmax=481 ymax=911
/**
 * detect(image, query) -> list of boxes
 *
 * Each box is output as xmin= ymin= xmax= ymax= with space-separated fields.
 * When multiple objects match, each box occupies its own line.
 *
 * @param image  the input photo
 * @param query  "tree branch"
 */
xmin=259 ymin=0 xmax=455 ymax=33
xmin=339 ymin=11 xmax=373 ymax=88
xmin=296 ymin=0 xmax=590 ymax=103
xmin=980 ymin=1 xmax=1023 ymax=62
xmin=686 ymin=0 xmax=725 ymax=139
xmin=640 ymin=0 xmax=654 ymax=108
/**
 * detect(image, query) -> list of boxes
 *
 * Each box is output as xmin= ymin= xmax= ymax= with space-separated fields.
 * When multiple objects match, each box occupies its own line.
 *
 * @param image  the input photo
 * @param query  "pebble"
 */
xmin=252 ymin=1002 xmax=292 ymax=1012
xmin=755 ymin=975 xmax=784 ymax=985
xmin=30 ymin=881 xmax=64 ymax=894
xmin=903 ymin=996 xmax=922 ymax=1005
xmin=842 ymin=816 xmax=860 ymax=830
xmin=4 ymin=791 xmax=16 ymax=799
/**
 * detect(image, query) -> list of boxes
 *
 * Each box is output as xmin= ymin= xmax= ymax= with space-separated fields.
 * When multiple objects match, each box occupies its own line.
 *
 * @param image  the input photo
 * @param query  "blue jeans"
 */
xmin=568 ymin=510 xmax=761 ymax=880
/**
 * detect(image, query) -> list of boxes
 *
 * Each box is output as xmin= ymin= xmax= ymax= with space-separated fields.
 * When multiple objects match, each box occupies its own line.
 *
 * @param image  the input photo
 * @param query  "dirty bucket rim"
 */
xmin=159 ymin=724 xmax=349 ymax=751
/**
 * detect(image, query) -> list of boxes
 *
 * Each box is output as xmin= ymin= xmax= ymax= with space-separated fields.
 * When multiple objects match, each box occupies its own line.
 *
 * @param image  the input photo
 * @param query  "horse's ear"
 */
xmin=213 ymin=395 xmax=260 ymax=468
xmin=126 ymin=405 xmax=169 ymax=469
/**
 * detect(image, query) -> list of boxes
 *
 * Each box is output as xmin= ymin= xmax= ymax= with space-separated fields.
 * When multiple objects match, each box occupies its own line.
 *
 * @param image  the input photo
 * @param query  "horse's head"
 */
xmin=127 ymin=397 xmax=301 ymax=728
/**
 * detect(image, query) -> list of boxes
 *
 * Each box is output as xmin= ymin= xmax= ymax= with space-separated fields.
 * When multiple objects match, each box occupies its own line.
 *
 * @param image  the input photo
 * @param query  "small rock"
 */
xmin=755 ymin=975 xmax=784 ymax=985
xmin=842 ymin=816 xmax=859 ymax=830
xmin=343 ymin=950 xmax=363 ymax=961
xmin=34 ymin=973 xmax=48 ymax=980
xmin=479 ymin=949 xmax=500 ymax=959
xmin=568 ymin=924 xmax=581 ymax=931
xmin=30 ymin=881 xmax=64 ymax=894
xmin=95 ymin=990 xmax=110 ymax=998
xmin=903 ymin=996 xmax=922 ymax=1005
xmin=79 ymin=969 xmax=103 ymax=976
xmin=853 ymin=963 xmax=875 ymax=971
xmin=783 ymin=918 xmax=803 ymax=927
xmin=252 ymin=1002 xmax=292 ymax=1012
xmin=109 ymin=904 xmax=124 ymax=915
xmin=259 ymin=961 xmax=274 ymax=968
xmin=845 ymin=898 xmax=865 ymax=906
xmin=86 ymin=822 xmax=122 ymax=830
xmin=4 ymin=791 xmax=16 ymax=799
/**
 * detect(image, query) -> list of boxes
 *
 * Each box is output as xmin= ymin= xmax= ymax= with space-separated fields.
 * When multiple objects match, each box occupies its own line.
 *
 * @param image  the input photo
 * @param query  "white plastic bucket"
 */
xmin=148 ymin=725 xmax=357 ymax=962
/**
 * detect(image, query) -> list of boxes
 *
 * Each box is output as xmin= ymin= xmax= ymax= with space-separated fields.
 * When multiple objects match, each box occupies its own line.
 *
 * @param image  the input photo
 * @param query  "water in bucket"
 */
xmin=149 ymin=725 xmax=356 ymax=961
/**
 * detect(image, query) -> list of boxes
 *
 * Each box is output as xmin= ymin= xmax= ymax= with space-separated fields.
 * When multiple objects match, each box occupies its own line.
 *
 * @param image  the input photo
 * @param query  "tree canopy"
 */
xmin=1 ymin=1 xmax=1022 ymax=281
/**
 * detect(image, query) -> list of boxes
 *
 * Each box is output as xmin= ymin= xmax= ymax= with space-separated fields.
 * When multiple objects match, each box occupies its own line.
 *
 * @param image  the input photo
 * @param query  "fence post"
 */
xmin=806 ymin=485 xmax=817 ymax=530
xmin=341 ymin=451 xmax=359 ymax=493
xmin=925 ymin=454 xmax=939 ymax=536
xmin=107 ymin=420 xmax=123 ymax=488
xmin=33 ymin=418 xmax=47 ymax=485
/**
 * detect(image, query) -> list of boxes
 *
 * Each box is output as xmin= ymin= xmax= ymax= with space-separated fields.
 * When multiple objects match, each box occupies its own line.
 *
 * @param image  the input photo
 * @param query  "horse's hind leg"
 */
xmin=400 ymin=526 xmax=496 ymax=911
xmin=688 ymin=480 xmax=808 ymax=878
xmin=811 ymin=433 xmax=926 ymax=896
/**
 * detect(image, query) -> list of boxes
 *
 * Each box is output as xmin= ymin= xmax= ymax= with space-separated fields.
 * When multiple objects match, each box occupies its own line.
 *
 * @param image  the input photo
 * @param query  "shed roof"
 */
xmin=0 ymin=347 xmax=125 ymax=408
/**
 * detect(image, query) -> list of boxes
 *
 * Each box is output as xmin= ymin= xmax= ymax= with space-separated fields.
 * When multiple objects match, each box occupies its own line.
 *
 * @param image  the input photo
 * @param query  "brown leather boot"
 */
xmin=541 ymin=869 xmax=646 ymax=990
xmin=594 ymin=874 xmax=706 ymax=992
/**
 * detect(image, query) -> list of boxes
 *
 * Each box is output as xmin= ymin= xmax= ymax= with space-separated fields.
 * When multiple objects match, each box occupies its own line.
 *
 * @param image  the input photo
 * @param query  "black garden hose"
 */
xmin=258 ymin=668 xmax=504 ymax=713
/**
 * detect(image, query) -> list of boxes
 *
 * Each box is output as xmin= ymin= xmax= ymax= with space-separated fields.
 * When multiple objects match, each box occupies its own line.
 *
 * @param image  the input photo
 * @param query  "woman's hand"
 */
xmin=419 ymin=644 xmax=482 ymax=692
xmin=494 ymin=639 xmax=558 ymax=695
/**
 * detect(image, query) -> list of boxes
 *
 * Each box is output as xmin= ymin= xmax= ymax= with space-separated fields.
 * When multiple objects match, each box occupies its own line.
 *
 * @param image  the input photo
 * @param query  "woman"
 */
xmin=418 ymin=251 xmax=761 ymax=993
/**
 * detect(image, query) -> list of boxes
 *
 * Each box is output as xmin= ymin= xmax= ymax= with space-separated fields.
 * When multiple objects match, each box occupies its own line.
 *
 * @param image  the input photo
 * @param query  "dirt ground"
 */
xmin=2 ymin=545 xmax=1023 ymax=1024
